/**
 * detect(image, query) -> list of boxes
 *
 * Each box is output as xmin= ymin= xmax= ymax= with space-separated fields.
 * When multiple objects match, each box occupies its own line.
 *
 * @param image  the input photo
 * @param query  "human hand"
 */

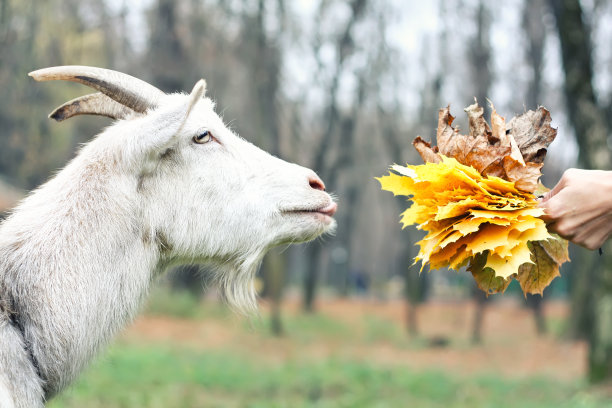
xmin=539 ymin=168 xmax=612 ymax=250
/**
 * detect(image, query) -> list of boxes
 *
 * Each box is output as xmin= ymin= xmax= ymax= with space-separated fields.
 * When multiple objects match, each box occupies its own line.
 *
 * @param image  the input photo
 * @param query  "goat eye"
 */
xmin=193 ymin=130 xmax=212 ymax=144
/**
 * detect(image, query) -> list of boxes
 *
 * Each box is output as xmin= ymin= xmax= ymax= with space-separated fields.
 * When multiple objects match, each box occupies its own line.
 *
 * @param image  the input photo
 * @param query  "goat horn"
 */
xmin=29 ymin=66 xmax=164 ymax=113
xmin=49 ymin=92 xmax=136 ymax=122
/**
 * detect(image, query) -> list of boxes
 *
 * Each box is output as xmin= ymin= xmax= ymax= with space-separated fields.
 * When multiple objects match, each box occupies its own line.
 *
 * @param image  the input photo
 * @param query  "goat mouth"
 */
xmin=283 ymin=202 xmax=338 ymax=221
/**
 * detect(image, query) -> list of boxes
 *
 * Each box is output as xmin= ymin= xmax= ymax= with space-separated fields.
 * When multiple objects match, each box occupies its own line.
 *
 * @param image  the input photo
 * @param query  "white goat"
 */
xmin=0 ymin=66 xmax=337 ymax=407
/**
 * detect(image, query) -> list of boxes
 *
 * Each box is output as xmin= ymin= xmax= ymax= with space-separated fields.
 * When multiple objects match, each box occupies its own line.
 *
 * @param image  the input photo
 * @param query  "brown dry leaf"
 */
xmin=465 ymin=102 xmax=492 ymax=140
xmin=436 ymin=104 xmax=512 ymax=176
xmin=413 ymin=136 xmax=441 ymax=163
xmin=488 ymin=104 xmax=546 ymax=190
xmin=429 ymin=101 xmax=559 ymax=193
xmin=540 ymin=234 xmax=570 ymax=264
xmin=507 ymin=107 xmax=557 ymax=164
xmin=503 ymin=158 xmax=543 ymax=193
xmin=491 ymin=104 xmax=524 ymax=164
xmin=516 ymin=238 xmax=567 ymax=295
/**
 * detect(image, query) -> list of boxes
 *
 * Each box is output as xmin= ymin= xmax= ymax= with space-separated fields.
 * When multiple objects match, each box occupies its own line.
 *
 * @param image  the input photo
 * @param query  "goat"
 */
xmin=0 ymin=66 xmax=337 ymax=407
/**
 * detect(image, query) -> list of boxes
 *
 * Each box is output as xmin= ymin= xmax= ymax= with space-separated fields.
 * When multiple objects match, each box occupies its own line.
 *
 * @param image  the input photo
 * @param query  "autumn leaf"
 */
xmin=378 ymin=156 xmax=555 ymax=285
xmin=378 ymin=100 xmax=569 ymax=296
xmin=434 ymin=104 xmax=513 ymax=177
xmin=516 ymin=236 xmax=569 ymax=295
xmin=508 ymin=107 xmax=557 ymax=164
xmin=470 ymin=253 xmax=512 ymax=295
xmin=413 ymin=136 xmax=441 ymax=164
xmin=540 ymin=234 xmax=571 ymax=264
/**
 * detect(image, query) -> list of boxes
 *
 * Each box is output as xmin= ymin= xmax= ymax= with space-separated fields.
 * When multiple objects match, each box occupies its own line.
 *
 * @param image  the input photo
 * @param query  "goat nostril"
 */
xmin=309 ymin=176 xmax=326 ymax=191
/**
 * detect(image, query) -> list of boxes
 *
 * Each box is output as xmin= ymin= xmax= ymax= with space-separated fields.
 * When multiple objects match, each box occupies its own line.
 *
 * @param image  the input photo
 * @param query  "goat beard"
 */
xmin=212 ymin=254 xmax=263 ymax=315
xmin=210 ymin=222 xmax=337 ymax=314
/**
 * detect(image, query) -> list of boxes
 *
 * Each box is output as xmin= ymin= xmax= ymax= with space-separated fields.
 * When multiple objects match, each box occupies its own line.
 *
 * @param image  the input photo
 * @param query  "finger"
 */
xmin=570 ymin=214 xmax=612 ymax=250
xmin=539 ymin=203 xmax=554 ymax=223
xmin=541 ymin=182 xmax=562 ymax=203
xmin=544 ymin=219 xmax=557 ymax=232
xmin=574 ymin=230 xmax=608 ymax=251
xmin=541 ymin=171 xmax=571 ymax=202
xmin=546 ymin=221 xmax=576 ymax=242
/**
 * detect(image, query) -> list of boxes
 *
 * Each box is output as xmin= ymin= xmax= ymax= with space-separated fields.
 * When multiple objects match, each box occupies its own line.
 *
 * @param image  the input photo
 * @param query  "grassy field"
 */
xmin=47 ymin=291 xmax=612 ymax=408
xmin=48 ymin=344 xmax=607 ymax=408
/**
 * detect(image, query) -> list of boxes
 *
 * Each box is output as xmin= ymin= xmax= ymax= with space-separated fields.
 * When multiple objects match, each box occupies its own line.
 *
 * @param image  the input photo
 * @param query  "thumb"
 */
xmin=538 ymin=192 xmax=556 ymax=223
xmin=539 ymin=176 xmax=567 ymax=203
xmin=539 ymin=189 xmax=554 ymax=203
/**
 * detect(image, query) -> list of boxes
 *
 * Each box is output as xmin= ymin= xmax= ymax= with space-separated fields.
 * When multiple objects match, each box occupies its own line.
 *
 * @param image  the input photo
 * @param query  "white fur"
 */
xmin=0 ymin=81 xmax=336 ymax=405
xmin=0 ymin=376 xmax=16 ymax=408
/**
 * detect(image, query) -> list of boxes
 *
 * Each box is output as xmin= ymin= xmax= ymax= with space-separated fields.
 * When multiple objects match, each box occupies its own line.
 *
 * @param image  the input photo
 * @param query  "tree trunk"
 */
xmin=374 ymin=0 xmax=445 ymax=333
xmin=404 ymin=268 xmax=423 ymax=337
xmin=146 ymin=0 xmax=205 ymax=295
xmin=523 ymin=0 xmax=548 ymax=336
xmin=526 ymin=294 xmax=547 ymax=335
xmin=262 ymin=248 xmax=285 ymax=336
xmin=470 ymin=1 xmax=492 ymax=117
xmin=589 ymin=250 xmax=612 ymax=382
xmin=146 ymin=0 xmax=189 ymax=92
xmin=302 ymin=0 xmax=367 ymax=311
xmin=246 ymin=0 xmax=286 ymax=332
xmin=170 ymin=265 xmax=204 ymax=299
xmin=567 ymin=251 xmax=597 ymax=339
xmin=472 ymin=289 xmax=487 ymax=344
xmin=549 ymin=0 xmax=612 ymax=382
xmin=549 ymin=0 xmax=609 ymax=170
xmin=469 ymin=0 xmax=492 ymax=344
xmin=303 ymin=244 xmax=323 ymax=312
xmin=523 ymin=0 xmax=546 ymax=111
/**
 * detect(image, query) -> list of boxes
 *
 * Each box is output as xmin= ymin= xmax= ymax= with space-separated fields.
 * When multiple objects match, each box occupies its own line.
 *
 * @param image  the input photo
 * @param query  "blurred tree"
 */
xmin=376 ymin=17 xmax=446 ymax=335
xmin=170 ymin=265 xmax=205 ymax=299
xmin=548 ymin=0 xmax=599 ymax=344
xmin=0 ymin=178 xmax=23 ymax=218
xmin=302 ymin=0 xmax=368 ymax=312
xmin=0 ymin=0 xmax=120 ymax=190
xmin=239 ymin=0 xmax=286 ymax=335
xmin=523 ymin=0 xmax=546 ymax=112
xmin=522 ymin=0 xmax=549 ymax=336
xmin=548 ymin=0 xmax=612 ymax=382
xmin=377 ymin=100 xmax=425 ymax=336
xmin=262 ymin=247 xmax=286 ymax=335
xmin=145 ymin=0 xmax=206 ymax=297
xmin=468 ymin=0 xmax=493 ymax=345
xmin=145 ymin=0 xmax=189 ymax=93
xmin=469 ymin=1 xmax=492 ymax=119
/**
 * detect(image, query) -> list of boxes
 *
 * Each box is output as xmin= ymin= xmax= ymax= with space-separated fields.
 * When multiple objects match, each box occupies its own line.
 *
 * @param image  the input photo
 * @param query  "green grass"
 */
xmin=45 ymin=289 xmax=612 ymax=407
xmin=362 ymin=314 xmax=408 ymax=345
xmin=48 ymin=344 xmax=609 ymax=408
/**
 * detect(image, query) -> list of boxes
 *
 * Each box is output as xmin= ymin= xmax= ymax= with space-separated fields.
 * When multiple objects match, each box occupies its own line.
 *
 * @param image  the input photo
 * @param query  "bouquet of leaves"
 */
xmin=378 ymin=101 xmax=569 ymax=295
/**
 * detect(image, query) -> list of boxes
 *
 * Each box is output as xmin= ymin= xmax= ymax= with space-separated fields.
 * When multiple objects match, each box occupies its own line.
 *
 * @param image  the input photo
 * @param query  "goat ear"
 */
xmin=184 ymin=79 xmax=207 ymax=121
xmin=124 ymin=79 xmax=208 ymax=166
xmin=172 ymin=79 xmax=207 ymax=133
